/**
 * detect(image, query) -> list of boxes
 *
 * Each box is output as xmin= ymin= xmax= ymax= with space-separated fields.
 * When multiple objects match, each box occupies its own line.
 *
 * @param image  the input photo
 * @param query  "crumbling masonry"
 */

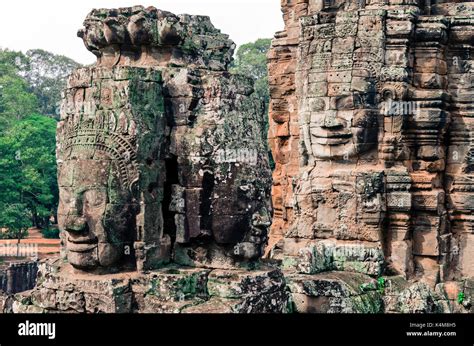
xmin=268 ymin=0 xmax=474 ymax=312
xmin=1 ymin=1 xmax=473 ymax=313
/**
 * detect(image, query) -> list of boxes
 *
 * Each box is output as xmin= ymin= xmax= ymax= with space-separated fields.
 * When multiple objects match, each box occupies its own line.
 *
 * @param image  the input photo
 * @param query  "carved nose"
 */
xmin=322 ymin=114 xmax=344 ymax=129
xmin=64 ymin=215 xmax=88 ymax=233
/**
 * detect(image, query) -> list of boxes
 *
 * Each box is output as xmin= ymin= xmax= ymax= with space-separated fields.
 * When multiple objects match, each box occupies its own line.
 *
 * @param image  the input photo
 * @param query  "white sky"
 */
xmin=0 ymin=0 xmax=283 ymax=65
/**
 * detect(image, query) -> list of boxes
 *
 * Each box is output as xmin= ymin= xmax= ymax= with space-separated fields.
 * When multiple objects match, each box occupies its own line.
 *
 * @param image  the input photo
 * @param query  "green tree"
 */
xmin=24 ymin=49 xmax=82 ymax=116
xmin=0 ymin=48 xmax=72 ymax=239
xmin=231 ymin=38 xmax=273 ymax=168
xmin=0 ymin=74 xmax=38 ymax=123
xmin=0 ymin=204 xmax=31 ymax=256
xmin=0 ymin=49 xmax=30 ymax=76
xmin=231 ymin=38 xmax=271 ymax=109
xmin=0 ymin=115 xmax=58 ymax=232
xmin=0 ymin=49 xmax=38 ymax=127
xmin=0 ymin=48 xmax=81 ymax=121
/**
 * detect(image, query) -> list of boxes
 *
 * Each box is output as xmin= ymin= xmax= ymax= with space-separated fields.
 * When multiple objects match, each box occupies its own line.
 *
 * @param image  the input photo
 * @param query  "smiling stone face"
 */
xmin=309 ymin=106 xmax=379 ymax=159
xmin=296 ymin=10 xmax=385 ymax=164
xmin=57 ymin=66 xmax=172 ymax=272
xmin=58 ymin=159 xmax=137 ymax=270
xmin=299 ymin=73 xmax=382 ymax=162
xmin=270 ymin=5 xmax=389 ymax=279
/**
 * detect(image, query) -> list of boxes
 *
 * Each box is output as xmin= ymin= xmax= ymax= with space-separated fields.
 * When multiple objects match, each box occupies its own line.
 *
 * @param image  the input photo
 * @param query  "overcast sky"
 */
xmin=0 ymin=0 xmax=283 ymax=65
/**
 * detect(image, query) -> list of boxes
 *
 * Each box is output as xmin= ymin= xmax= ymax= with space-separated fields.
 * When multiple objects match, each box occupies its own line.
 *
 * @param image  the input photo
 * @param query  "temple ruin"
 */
xmin=1 ymin=0 xmax=473 ymax=314
xmin=2 ymin=6 xmax=288 ymax=313
xmin=268 ymin=0 xmax=473 ymax=312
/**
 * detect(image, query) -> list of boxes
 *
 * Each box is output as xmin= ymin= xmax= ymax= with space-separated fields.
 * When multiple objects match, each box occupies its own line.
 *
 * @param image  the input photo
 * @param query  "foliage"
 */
xmin=0 ymin=47 xmax=77 ymax=236
xmin=231 ymin=39 xmax=271 ymax=109
xmin=0 ymin=49 xmax=30 ymax=76
xmin=230 ymin=39 xmax=274 ymax=168
xmin=0 ymin=75 xmax=38 ymax=123
xmin=41 ymin=227 xmax=60 ymax=239
xmin=24 ymin=49 xmax=81 ymax=116
xmin=0 ymin=48 xmax=81 ymax=122
xmin=377 ymin=277 xmax=386 ymax=295
xmin=231 ymin=38 xmax=272 ymax=79
xmin=0 ymin=49 xmax=38 ymax=126
xmin=0 ymin=115 xmax=58 ymax=234
xmin=0 ymin=204 xmax=31 ymax=241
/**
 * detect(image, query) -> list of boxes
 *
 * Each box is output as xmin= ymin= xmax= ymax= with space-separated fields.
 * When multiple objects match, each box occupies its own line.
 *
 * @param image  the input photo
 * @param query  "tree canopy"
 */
xmin=231 ymin=38 xmax=272 ymax=110
xmin=0 ymin=115 xmax=58 ymax=230
xmin=0 ymin=48 xmax=77 ymax=238
xmin=231 ymin=39 xmax=274 ymax=168
xmin=0 ymin=50 xmax=38 ymax=126
xmin=24 ymin=49 xmax=81 ymax=116
xmin=0 ymin=48 xmax=81 ymax=120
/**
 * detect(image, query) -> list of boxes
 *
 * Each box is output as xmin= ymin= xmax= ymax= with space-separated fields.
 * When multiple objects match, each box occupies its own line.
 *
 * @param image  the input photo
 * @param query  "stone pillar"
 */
xmin=57 ymin=6 xmax=272 ymax=272
xmin=268 ymin=0 xmax=474 ymax=312
xmin=443 ymin=3 xmax=474 ymax=281
xmin=267 ymin=0 xmax=309 ymax=250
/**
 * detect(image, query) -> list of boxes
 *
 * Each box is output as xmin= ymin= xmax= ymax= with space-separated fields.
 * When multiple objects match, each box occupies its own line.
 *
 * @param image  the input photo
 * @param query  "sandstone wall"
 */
xmin=4 ymin=2 xmax=474 ymax=314
xmin=9 ymin=259 xmax=290 ymax=313
xmin=268 ymin=0 xmax=474 ymax=286
xmin=268 ymin=0 xmax=306 ymax=249
xmin=0 ymin=261 xmax=38 ymax=294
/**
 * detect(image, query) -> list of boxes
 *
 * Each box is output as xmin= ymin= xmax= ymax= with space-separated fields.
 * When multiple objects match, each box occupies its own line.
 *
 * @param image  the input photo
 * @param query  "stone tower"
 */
xmin=268 ymin=0 xmax=473 ymax=312
xmin=57 ymin=6 xmax=273 ymax=272
xmin=6 ymin=7 xmax=290 ymax=314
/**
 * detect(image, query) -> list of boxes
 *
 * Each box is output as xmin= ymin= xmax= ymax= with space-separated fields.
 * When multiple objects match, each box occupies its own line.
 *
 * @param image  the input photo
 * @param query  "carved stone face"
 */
xmin=297 ymin=6 xmax=384 ymax=162
xmin=309 ymin=106 xmax=378 ymax=159
xmin=58 ymin=159 xmax=136 ymax=270
xmin=299 ymin=51 xmax=382 ymax=162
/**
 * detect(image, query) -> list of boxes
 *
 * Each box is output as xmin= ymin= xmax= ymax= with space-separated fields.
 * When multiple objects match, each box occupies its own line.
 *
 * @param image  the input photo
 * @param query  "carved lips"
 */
xmin=311 ymin=128 xmax=353 ymax=146
xmin=66 ymin=234 xmax=98 ymax=253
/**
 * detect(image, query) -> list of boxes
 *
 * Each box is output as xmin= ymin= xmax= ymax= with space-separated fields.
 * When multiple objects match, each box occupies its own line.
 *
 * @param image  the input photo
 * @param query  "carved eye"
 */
xmin=59 ymin=189 xmax=73 ymax=205
xmin=84 ymin=190 xmax=107 ymax=209
xmin=335 ymin=96 xmax=354 ymax=110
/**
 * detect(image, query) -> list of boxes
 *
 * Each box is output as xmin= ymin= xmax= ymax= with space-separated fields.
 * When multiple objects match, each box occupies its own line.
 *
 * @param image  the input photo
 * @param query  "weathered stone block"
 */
xmin=7 ymin=260 xmax=290 ymax=314
xmin=287 ymin=271 xmax=384 ymax=313
xmin=268 ymin=0 xmax=474 ymax=301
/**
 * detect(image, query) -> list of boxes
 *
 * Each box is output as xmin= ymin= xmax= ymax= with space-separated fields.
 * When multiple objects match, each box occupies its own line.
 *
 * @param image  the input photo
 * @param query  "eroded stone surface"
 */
xmin=6 ymin=1 xmax=474 ymax=314
xmin=267 ymin=0 xmax=474 ymax=311
xmin=8 ymin=259 xmax=290 ymax=313
xmin=0 ymin=261 xmax=38 ymax=294
xmin=268 ymin=0 xmax=473 ymax=313
xmin=287 ymin=271 xmax=384 ymax=313
xmin=4 ymin=6 xmax=282 ymax=314
xmin=57 ymin=6 xmax=272 ymax=273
